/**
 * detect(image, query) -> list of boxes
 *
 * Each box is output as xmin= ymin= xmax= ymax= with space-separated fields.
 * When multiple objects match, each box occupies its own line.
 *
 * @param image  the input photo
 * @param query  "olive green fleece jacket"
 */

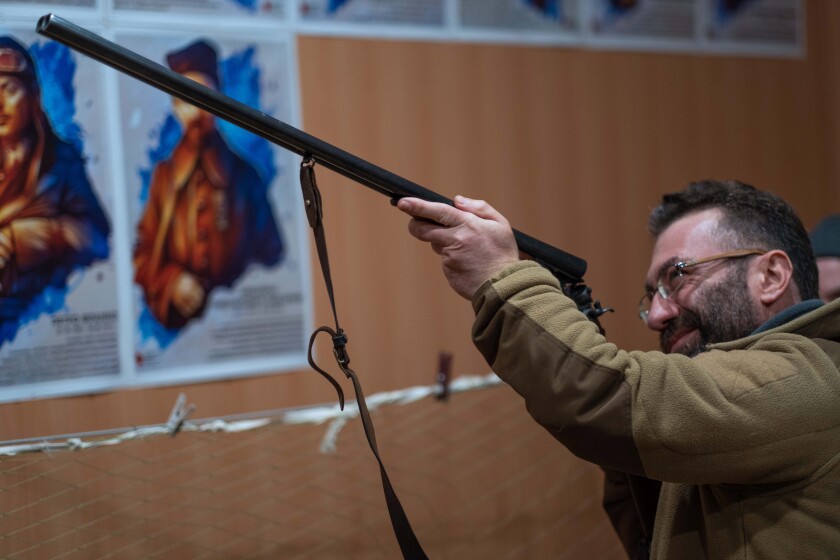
xmin=472 ymin=261 xmax=840 ymax=559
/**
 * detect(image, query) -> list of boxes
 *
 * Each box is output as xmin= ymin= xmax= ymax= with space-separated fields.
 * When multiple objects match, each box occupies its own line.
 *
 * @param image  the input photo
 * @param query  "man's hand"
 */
xmin=172 ymin=272 xmax=206 ymax=318
xmin=396 ymin=195 xmax=520 ymax=299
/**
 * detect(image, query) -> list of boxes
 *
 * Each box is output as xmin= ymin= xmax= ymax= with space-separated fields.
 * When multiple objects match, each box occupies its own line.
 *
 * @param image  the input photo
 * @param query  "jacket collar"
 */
xmin=751 ymin=299 xmax=825 ymax=335
xmin=709 ymin=297 xmax=840 ymax=351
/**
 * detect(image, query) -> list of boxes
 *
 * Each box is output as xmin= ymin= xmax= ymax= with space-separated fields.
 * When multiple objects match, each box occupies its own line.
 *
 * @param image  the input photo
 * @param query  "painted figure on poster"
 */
xmin=523 ymin=0 xmax=561 ymax=19
xmin=0 ymin=36 xmax=110 ymax=344
xmin=134 ymin=39 xmax=284 ymax=331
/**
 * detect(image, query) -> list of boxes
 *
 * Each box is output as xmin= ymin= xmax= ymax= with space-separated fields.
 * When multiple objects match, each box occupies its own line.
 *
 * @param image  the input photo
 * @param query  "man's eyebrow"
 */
xmin=644 ymin=255 xmax=681 ymax=294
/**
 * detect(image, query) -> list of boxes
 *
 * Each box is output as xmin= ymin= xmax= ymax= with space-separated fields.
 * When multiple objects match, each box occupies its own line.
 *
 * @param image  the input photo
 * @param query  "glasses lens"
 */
xmin=662 ymin=266 xmax=685 ymax=297
xmin=638 ymin=294 xmax=653 ymax=323
xmin=638 ymin=266 xmax=683 ymax=323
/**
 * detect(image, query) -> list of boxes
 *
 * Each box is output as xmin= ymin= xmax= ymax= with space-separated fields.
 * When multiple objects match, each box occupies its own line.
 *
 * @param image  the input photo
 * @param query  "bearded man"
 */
xmin=397 ymin=180 xmax=840 ymax=559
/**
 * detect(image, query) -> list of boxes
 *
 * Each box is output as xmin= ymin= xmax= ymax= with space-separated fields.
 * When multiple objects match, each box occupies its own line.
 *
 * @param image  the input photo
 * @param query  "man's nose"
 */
xmin=644 ymin=292 xmax=680 ymax=331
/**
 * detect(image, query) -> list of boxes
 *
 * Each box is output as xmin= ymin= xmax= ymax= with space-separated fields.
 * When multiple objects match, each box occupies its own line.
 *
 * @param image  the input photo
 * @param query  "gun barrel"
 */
xmin=36 ymin=13 xmax=587 ymax=282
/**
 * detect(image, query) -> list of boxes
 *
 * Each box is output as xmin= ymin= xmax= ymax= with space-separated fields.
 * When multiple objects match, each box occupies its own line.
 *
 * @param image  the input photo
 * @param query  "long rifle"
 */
xmin=34 ymin=14 xmax=611 ymax=311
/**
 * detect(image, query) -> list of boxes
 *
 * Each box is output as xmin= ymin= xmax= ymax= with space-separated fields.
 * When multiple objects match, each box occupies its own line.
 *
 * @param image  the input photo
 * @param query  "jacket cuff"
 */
xmin=471 ymin=260 xmax=560 ymax=312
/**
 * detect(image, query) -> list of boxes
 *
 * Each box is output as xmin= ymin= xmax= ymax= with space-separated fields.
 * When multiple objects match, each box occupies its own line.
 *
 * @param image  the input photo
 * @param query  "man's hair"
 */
xmin=648 ymin=180 xmax=819 ymax=301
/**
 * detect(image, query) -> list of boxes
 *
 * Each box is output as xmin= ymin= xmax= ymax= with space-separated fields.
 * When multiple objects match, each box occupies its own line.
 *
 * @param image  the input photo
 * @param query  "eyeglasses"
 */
xmin=638 ymin=248 xmax=767 ymax=324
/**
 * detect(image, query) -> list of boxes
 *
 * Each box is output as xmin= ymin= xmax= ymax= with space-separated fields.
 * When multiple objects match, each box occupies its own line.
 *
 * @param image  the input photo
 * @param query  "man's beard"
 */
xmin=660 ymin=267 xmax=762 ymax=357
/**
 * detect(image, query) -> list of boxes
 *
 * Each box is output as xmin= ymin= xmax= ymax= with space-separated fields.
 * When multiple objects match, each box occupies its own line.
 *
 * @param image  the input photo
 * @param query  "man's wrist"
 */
xmin=471 ymin=260 xmax=554 ymax=305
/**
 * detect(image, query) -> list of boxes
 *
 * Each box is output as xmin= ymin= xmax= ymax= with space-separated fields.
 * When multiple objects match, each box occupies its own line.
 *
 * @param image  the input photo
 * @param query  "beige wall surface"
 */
xmin=1 ymin=1 xmax=838 ymax=557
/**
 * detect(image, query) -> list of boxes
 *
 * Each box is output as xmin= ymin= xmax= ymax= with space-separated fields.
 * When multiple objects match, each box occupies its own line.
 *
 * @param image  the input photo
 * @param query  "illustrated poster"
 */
xmin=114 ymin=31 xmax=309 ymax=376
xmin=1 ymin=0 xmax=97 ymax=9
xmin=460 ymin=0 xmax=580 ymax=33
xmin=704 ymin=0 xmax=801 ymax=50
xmin=0 ymin=25 xmax=119 ymax=389
xmin=110 ymin=0 xmax=285 ymax=18
xmin=298 ymin=0 xmax=444 ymax=26
xmin=587 ymin=0 xmax=697 ymax=41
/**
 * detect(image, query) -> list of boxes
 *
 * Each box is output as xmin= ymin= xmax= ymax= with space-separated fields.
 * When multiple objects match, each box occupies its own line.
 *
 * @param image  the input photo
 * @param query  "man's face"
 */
xmin=817 ymin=257 xmax=840 ymax=302
xmin=643 ymin=208 xmax=763 ymax=356
xmin=0 ymin=75 xmax=31 ymax=140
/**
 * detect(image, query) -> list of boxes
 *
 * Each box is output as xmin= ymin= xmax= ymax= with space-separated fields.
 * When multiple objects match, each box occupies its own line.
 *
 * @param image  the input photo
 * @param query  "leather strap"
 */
xmin=300 ymin=156 xmax=428 ymax=560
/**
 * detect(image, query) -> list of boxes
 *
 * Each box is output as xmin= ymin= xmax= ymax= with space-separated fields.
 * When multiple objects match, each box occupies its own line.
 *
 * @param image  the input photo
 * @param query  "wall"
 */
xmin=0 ymin=0 xmax=837 ymax=556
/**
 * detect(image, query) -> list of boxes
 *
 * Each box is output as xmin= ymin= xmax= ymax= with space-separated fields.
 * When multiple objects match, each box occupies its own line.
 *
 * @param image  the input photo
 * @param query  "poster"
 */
xmin=1 ymin=0 xmax=97 ymax=10
xmin=460 ymin=0 xmax=580 ymax=33
xmin=113 ymin=31 xmax=309 ymax=377
xmin=586 ymin=0 xmax=697 ymax=42
xmin=704 ymin=0 xmax=801 ymax=51
xmin=298 ymin=0 xmax=444 ymax=26
xmin=110 ymin=0 xmax=284 ymax=18
xmin=0 ymin=24 xmax=119 ymax=389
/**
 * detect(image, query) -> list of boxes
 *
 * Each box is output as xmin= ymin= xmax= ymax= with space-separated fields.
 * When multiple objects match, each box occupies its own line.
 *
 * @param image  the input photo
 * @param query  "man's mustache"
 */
xmin=660 ymin=309 xmax=703 ymax=354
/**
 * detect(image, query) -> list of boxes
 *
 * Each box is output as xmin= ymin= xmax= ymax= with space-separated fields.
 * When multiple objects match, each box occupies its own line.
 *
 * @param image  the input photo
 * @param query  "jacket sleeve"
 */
xmin=472 ymin=261 xmax=840 ymax=485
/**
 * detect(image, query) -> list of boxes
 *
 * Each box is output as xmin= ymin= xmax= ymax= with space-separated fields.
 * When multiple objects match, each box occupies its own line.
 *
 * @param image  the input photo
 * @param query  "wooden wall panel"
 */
xmin=809 ymin=0 xmax=840 ymax=210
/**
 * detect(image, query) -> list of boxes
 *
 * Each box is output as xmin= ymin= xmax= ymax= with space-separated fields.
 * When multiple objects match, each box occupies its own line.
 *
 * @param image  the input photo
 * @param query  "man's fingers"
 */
xmin=453 ymin=195 xmax=509 ymax=225
xmin=396 ymin=197 xmax=467 ymax=228
xmin=398 ymin=195 xmax=510 ymax=228
xmin=407 ymin=216 xmax=453 ymax=245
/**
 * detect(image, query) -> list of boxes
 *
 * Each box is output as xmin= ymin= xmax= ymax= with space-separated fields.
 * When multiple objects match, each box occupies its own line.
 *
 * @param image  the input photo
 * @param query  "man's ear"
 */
xmin=752 ymin=250 xmax=794 ymax=305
